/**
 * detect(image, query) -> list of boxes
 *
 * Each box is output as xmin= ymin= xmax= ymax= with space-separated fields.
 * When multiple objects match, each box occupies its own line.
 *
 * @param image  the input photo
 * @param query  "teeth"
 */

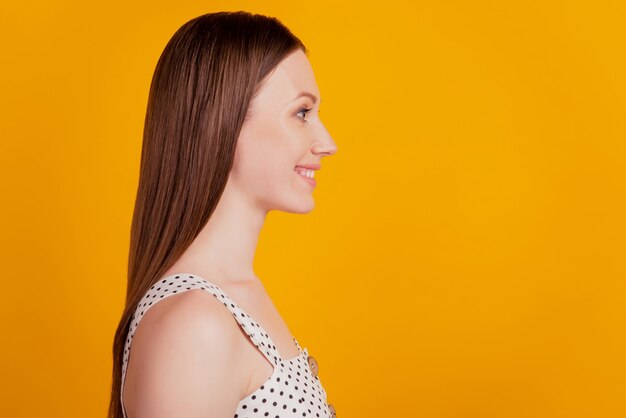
xmin=295 ymin=168 xmax=315 ymax=178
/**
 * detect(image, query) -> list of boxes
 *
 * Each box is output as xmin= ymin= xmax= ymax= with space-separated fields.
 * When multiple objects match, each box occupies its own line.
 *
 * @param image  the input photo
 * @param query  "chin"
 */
xmin=291 ymin=202 xmax=315 ymax=214
xmin=272 ymin=196 xmax=315 ymax=214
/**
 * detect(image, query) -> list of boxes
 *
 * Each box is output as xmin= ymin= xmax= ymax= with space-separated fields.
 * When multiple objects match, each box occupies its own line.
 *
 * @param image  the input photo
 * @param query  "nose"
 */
xmin=311 ymin=123 xmax=338 ymax=157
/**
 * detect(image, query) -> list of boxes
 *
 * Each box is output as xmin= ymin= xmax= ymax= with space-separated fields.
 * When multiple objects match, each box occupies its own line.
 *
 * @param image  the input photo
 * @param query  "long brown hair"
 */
xmin=107 ymin=11 xmax=307 ymax=418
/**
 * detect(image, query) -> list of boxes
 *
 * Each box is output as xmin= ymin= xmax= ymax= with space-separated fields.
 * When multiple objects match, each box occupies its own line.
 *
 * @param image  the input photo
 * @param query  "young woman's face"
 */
xmin=230 ymin=49 xmax=337 ymax=213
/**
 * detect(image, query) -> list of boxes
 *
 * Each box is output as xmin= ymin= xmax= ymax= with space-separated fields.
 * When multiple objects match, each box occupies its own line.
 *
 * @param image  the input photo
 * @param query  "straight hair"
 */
xmin=107 ymin=11 xmax=307 ymax=418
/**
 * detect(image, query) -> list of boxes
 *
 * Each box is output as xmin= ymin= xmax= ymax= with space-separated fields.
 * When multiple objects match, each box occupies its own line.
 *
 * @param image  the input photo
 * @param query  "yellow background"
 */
xmin=1 ymin=1 xmax=624 ymax=417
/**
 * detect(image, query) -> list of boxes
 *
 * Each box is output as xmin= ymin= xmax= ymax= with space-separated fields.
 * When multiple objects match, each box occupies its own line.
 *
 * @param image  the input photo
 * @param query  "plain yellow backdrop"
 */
xmin=1 ymin=1 xmax=624 ymax=417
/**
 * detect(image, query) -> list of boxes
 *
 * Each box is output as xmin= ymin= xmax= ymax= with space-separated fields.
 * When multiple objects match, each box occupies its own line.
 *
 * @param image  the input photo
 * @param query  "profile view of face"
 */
xmin=229 ymin=49 xmax=338 ymax=214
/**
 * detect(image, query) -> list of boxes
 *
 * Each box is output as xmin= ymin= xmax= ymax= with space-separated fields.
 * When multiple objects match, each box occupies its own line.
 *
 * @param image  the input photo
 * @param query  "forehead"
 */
xmin=253 ymin=49 xmax=320 ymax=105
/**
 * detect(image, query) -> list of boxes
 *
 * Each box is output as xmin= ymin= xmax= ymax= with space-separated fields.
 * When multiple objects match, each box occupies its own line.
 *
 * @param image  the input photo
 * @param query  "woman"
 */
xmin=107 ymin=11 xmax=338 ymax=418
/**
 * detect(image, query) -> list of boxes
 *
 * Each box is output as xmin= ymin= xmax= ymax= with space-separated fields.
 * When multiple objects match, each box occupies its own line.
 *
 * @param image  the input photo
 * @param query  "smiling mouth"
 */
xmin=294 ymin=168 xmax=317 ymax=187
xmin=294 ymin=167 xmax=316 ymax=179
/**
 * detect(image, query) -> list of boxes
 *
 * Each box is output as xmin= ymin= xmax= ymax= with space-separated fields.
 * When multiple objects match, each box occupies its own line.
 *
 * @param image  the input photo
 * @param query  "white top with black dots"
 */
xmin=120 ymin=273 xmax=336 ymax=418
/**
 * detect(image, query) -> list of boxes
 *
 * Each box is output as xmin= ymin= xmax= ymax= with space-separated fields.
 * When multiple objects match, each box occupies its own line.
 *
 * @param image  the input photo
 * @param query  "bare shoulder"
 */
xmin=122 ymin=289 xmax=246 ymax=418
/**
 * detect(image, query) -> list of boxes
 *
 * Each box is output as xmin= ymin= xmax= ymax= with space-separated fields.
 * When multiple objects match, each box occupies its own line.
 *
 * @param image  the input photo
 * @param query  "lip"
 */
xmin=295 ymin=171 xmax=317 ymax=187
xmin=294 ymin=163 xmax=321 ymax=170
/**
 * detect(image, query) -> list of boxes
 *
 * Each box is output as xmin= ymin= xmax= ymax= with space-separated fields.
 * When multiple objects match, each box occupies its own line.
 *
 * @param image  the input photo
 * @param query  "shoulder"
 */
xmin=123 ymin=288 xmax=246 ymax=418
xmin=137 ymin=288 xmax=239 ymax=340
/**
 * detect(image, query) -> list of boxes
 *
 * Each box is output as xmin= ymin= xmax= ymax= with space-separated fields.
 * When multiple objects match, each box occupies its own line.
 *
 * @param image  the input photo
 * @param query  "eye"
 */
xmin=296 ymin=107 xmax=312 ymax=124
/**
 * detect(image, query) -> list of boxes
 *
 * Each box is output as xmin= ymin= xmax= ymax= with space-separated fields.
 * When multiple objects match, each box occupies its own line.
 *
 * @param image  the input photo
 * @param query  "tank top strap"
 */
xmin=122 ymin=273 xmax=285 ymax=371
xmin=193 ymin=276 xmax=306 ymax=365
xmin=186 ymin=273 xmax=287 ymax=367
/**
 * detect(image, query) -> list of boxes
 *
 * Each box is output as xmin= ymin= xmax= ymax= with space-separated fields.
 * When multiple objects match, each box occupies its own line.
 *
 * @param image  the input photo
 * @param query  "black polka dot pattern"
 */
xmin=120 ymin=273 xmax=334 ymax=418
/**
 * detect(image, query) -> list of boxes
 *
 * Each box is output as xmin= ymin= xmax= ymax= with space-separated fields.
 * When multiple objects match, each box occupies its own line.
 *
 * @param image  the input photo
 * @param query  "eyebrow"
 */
xmin=292 ymin=91 xmax=320 ymax=105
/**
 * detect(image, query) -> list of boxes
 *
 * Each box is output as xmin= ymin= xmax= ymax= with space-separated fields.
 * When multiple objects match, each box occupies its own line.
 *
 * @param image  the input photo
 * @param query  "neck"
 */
xmin=165 ymin=183 xmax=267 ymax=284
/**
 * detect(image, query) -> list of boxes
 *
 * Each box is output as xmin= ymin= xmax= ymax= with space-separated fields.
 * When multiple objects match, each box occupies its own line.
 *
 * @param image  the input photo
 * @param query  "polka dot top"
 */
xmin=120 ymin=273 xmax=337 ymax=418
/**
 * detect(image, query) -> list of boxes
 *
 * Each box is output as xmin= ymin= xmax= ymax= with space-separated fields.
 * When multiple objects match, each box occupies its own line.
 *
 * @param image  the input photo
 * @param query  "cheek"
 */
xmin=234 ymin=138 xmax=293 ymax=189
xmin=234 ymin=118 xmax=304 ymax=189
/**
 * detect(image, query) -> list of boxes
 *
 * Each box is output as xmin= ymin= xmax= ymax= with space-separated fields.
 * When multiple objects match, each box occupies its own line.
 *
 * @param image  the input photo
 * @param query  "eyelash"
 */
xmin=296 ymin=107 xmax=312 ymax=124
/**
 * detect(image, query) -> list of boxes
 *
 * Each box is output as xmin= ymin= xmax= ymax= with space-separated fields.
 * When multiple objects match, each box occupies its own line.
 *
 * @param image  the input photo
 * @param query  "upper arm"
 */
xmin=122 ymin=289 xmax=245 ymax=418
